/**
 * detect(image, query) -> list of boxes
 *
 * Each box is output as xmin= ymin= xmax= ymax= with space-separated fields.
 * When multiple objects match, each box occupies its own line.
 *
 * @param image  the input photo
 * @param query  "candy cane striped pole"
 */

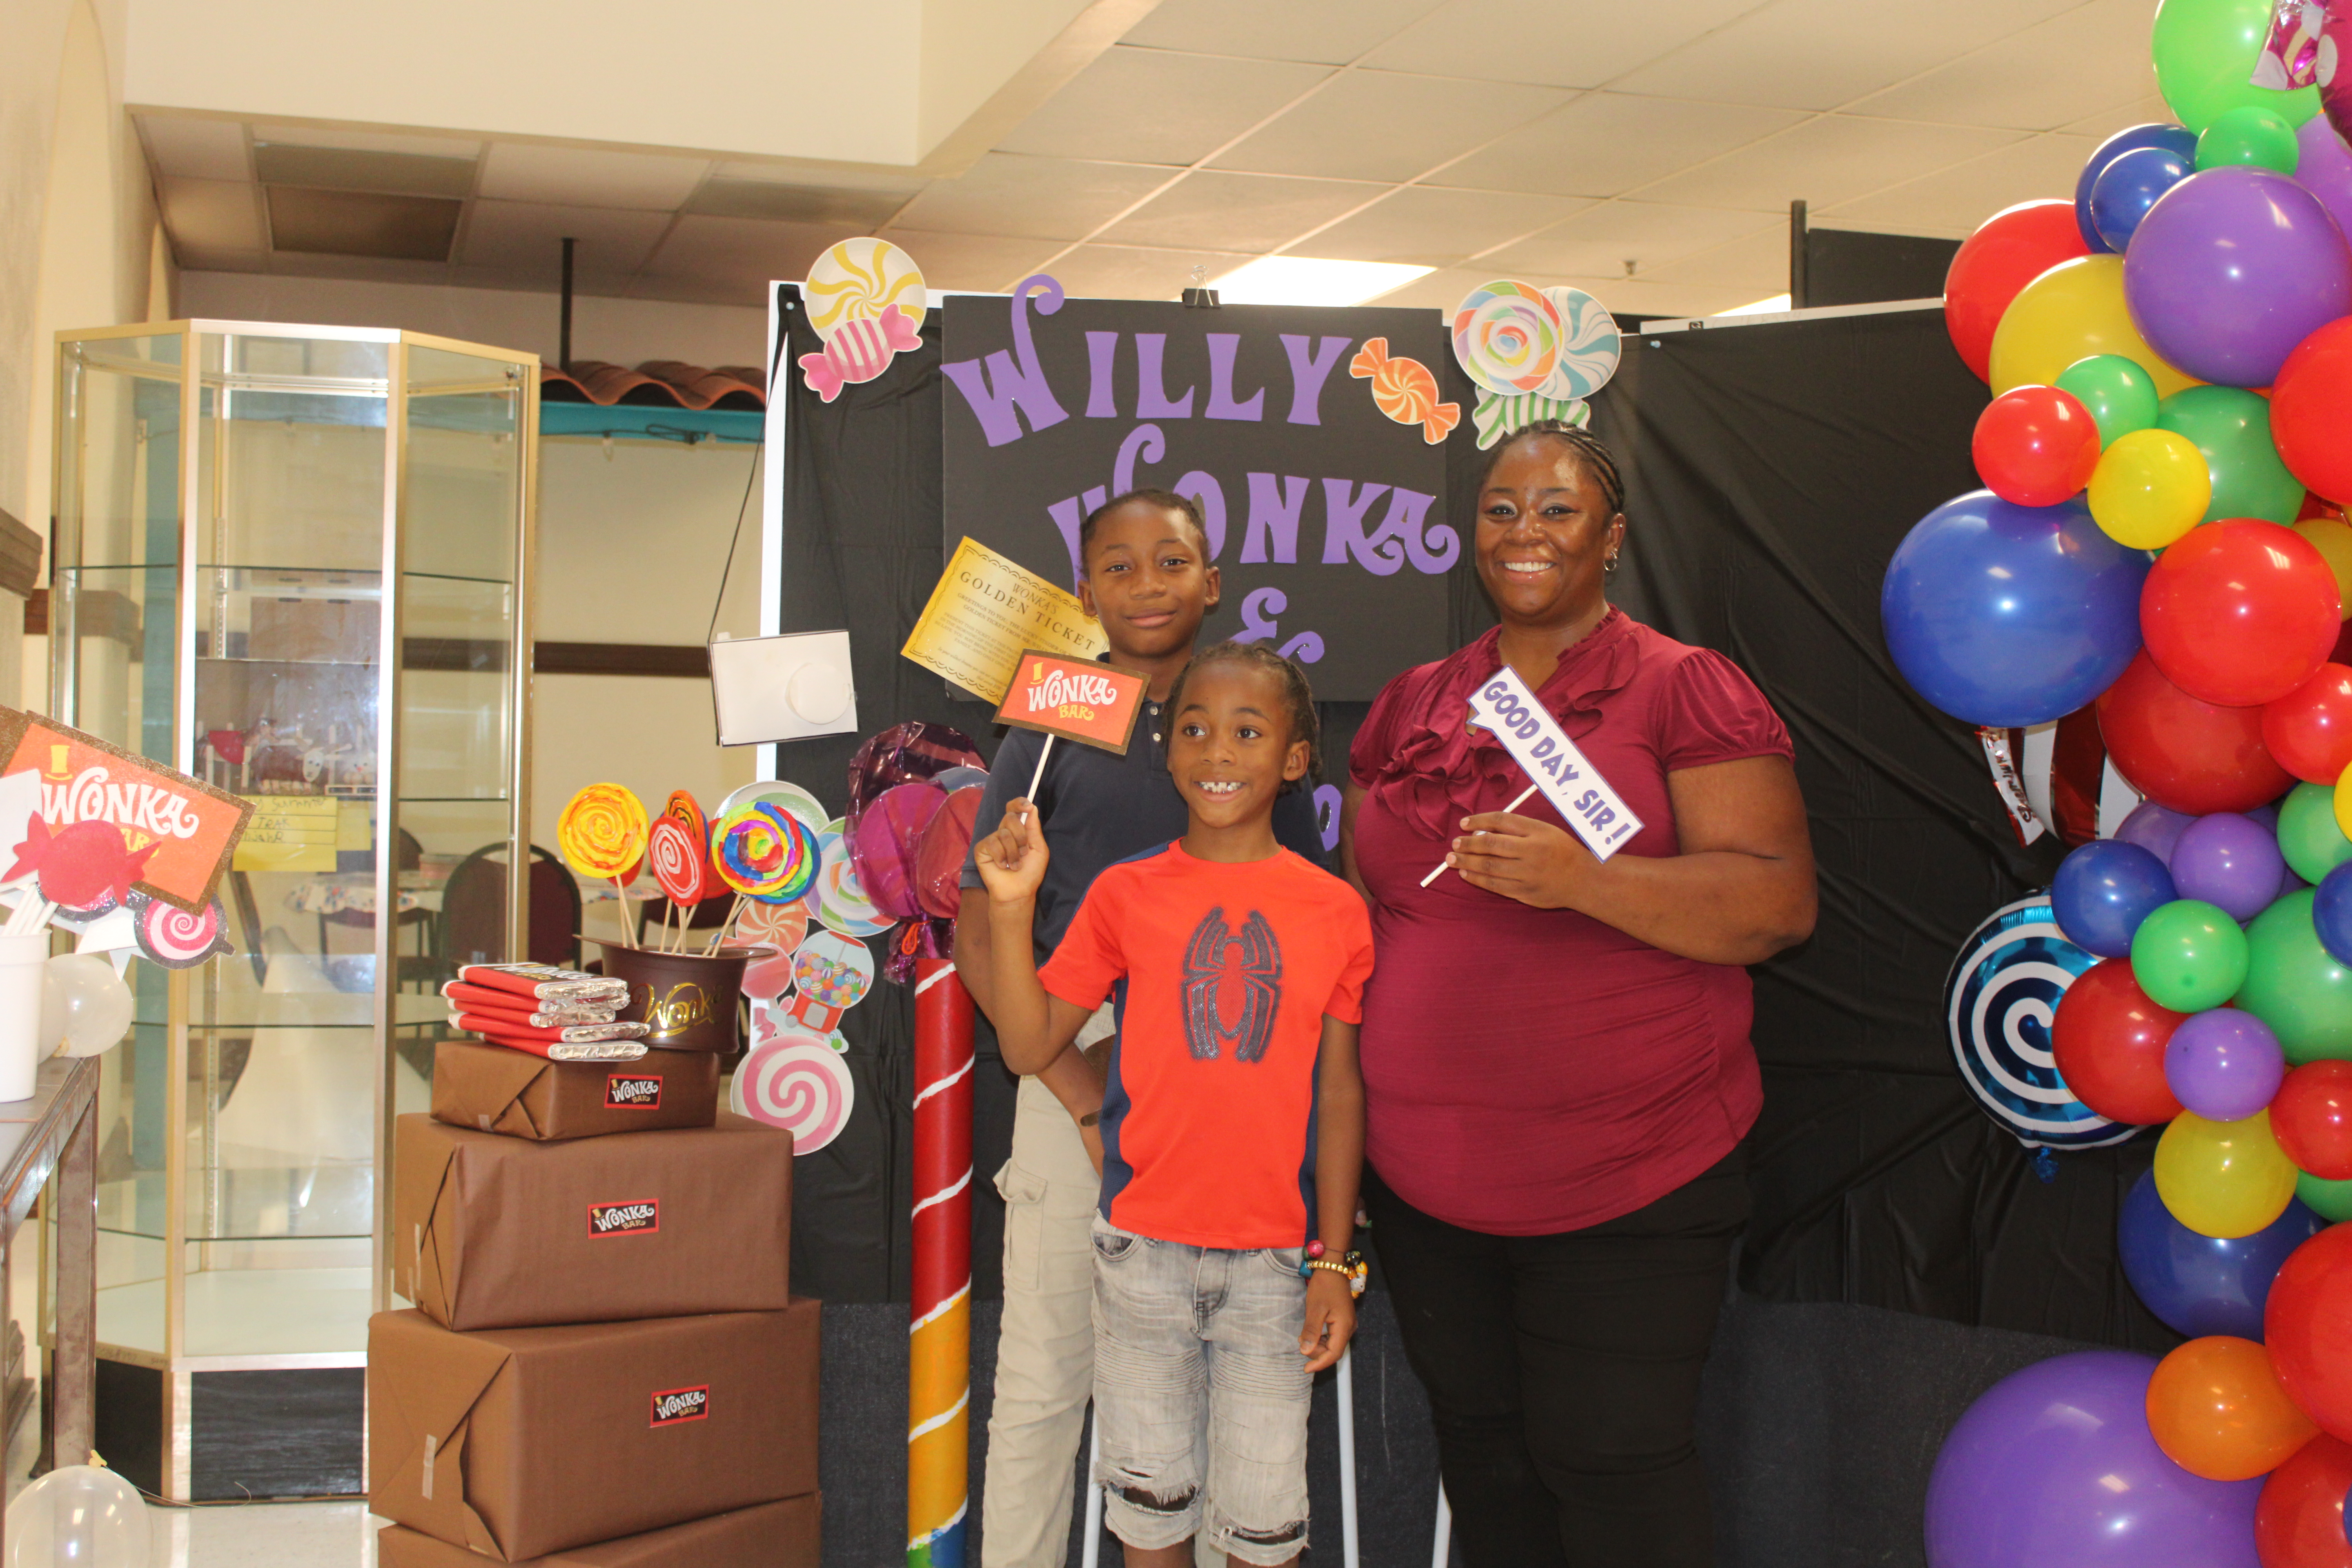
xmin=909 ymin=958 xmax=974 ymax=1568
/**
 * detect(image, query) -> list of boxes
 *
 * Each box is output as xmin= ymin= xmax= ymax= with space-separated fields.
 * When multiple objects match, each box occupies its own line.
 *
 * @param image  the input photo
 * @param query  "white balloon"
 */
xmin=41 ymin=957 xmax=132 ymax=1059
xmin=5 ymin=1463 xmax=149 ymax=1567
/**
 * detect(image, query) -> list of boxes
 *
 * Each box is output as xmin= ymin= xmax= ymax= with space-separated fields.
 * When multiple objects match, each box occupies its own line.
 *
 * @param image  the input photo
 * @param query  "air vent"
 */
xmin=265 ymin=187 xmax=461 ymax=261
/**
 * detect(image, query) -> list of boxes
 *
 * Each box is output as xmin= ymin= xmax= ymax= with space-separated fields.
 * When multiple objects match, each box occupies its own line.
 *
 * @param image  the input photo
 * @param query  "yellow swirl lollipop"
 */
xmin=558 ymin=783 xmax=648 ymax=878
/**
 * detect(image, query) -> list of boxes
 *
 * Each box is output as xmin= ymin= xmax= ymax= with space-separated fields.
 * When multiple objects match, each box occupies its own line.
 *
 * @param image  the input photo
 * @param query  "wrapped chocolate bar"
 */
xmin=453 ymin=963 xmax=631 ymax=1007
xmin=444 ymin=981 xmax=619 ymax=1026
xmin=473 ymin=1034 xmax=650 ymax=1063
xmin=452 ymin=1016 xmax=648 ymax=1045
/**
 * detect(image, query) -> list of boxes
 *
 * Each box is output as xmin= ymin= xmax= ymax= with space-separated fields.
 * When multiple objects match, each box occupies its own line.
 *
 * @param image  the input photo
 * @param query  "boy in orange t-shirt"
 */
xmin=975 ymin=642 xmax=1372 ymax=1568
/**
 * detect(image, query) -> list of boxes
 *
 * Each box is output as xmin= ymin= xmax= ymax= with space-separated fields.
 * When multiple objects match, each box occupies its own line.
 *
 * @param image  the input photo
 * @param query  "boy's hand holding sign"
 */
xmin=993 ymin=650 xmax=1151 ymax=809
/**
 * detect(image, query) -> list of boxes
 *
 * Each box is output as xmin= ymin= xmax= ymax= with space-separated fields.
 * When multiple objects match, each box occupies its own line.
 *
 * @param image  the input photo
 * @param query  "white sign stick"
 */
xmin=1021 ymin=734 xmax=1056 ymax=821
xmin=1421 ymin=667 xmax=1645 ymax=886
xmin=1421 ymin=784 xmax=1538 ymax=887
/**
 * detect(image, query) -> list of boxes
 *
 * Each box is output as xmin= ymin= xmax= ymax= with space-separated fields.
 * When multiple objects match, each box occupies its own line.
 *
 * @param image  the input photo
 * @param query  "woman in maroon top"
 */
xmin=1339 ymin=422 xmax=1815 ymax=1568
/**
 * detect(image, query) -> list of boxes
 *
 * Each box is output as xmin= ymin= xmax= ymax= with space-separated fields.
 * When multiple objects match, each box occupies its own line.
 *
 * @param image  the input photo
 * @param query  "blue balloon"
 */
xmin=2052 ymin=840 xmax=2178 ymax=956
xmin=2314 ymin=860 xmax=2352 ymax=966
xmin=2075 ymin=122 xmax=2200 ymax=252
xmin=2089 ymin=144 xmax=2192 ymax=253
xmin=2117 ymin=1168 xmax=2326 ymax=1337
xmin=1881 ymin=491 xmax=2151 ymax=728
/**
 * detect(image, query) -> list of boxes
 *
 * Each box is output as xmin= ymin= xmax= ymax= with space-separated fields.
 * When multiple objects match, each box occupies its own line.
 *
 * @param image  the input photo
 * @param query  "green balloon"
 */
xmin=2298 ymin=1169 xmax=2352 ymax=1221
xmin=2278 ymin=781 xmax=2352 ymax=885
xmin=2154 ymin=385 xmax=2305 ymax=524
xmin=2153 ymin=0 xmax=2321 ymax=132
xmin=2195 ymin=104 xmax=2301 ymax=172
xmin=2131 ymin=897 xmax=2252 ymax=1011
xmin=2236 ymin=889 xmax=2352 ymax=1062
xmin=2058 ymin=355 xmax=2161 ymax=448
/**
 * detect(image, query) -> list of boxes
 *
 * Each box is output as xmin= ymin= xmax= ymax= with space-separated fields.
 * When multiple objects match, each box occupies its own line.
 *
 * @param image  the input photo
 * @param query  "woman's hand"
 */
xmin=972 ymin=800 xmax=1049 ymax=905
xmin=1299 ymin=1273 xmax=1356 ymax=1372
xmin=1444 ymin=811 xmax=1590 ymax=909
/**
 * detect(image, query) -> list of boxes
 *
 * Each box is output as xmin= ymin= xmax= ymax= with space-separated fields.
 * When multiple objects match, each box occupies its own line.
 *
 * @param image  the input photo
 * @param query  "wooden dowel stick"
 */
xmin=1420 ymin=783 xmax=1541 ymax=888
xmin=612 ymin=877 xmax=637 ymax=949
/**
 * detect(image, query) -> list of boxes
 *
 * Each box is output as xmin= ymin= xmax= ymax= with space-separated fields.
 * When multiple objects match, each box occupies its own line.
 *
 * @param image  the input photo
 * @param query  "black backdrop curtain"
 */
xmin=770 ymin=283 xmax=2172 ymax=1352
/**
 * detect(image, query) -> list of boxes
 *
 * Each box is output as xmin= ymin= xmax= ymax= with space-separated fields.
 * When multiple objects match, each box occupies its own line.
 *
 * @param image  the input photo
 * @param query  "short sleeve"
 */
xmin=1348 ymin=676 xmax=1408 ymax=789
xmin=960 ymin=731 xmax=1040 ymax=890
xmin=1320 ymin=895 xmax=1375 ymax=1025
xmin=1659 ymin=649 xmax=1793 ymax=772
xmin=1038 ymin=873 xmax=1124 ymax=1010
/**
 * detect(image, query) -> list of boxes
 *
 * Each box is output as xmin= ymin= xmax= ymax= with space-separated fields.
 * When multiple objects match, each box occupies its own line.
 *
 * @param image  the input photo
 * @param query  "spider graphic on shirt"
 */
xmin=1181 ymin=907 xmax=1282 ymax=1062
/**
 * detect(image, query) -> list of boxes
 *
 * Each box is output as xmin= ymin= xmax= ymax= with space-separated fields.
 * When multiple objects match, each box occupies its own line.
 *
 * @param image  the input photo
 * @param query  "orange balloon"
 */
xmin=2146 ymin=1335 xmax=2321 ymax=1481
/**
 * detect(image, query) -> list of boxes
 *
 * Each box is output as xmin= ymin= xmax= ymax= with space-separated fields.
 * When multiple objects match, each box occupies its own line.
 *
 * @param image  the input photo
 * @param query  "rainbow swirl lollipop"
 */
xmin=557 ymin=784 xmax=648 ymax=880
xmin=713 ymin=802 xmax=820 ymax=905
xmin=1451 ymin=280 xmax=1565 ymax=397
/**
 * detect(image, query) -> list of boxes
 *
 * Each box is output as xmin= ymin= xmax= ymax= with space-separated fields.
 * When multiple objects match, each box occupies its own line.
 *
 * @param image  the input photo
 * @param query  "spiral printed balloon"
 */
xmin=1944 ymin=895 xmax=2132 ymax=1149
xmin=1451 ymin=280 xmax=1565 ymax=397
xmin=647 ymin=818 xmax=703 ymax=906
xmin=713 ymin=801 xmax=820 ymax=904
xmin=130 ymin=893 xmax=230 ymax=969
xmin=1537 ymin=286 xmax=1622 ymax=400
xmin=557 ymin=784 xmax=648 ymax=879
xmin=735 ymin=1034 xmax=854 ymax=1152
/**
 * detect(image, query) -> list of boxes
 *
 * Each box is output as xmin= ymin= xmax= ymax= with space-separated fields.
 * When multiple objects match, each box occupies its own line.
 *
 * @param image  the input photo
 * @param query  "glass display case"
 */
xmin=49 ymin=321 xmax=536 ymax=1499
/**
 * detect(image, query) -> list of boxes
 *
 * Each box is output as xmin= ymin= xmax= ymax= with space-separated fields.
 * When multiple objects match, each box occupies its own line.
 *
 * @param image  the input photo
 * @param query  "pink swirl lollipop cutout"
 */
xmin=133 ymin=894 xmax=230 ymax=968
xmin=738 ymin=1036 xmax=854 ymax=1152
xmin=647 ymin=817 xmax=702 ymax=906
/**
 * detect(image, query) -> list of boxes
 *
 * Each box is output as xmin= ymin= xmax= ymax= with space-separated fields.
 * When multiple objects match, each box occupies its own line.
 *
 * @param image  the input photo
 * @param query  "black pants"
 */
xmin=1363 ymin=1148 xmax=1751 ymax=1568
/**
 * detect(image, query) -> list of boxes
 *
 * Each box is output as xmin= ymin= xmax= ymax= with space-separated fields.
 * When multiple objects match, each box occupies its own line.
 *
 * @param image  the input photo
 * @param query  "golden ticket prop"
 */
xmin=901 ymin=536 xmax=1107 ymax=702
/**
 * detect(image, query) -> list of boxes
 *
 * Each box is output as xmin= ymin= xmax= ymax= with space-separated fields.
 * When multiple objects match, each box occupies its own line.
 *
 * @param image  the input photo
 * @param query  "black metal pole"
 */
xmin=559 ymin=237 xmax=575 ymax=370
xmin=1789 ymin=200 xmax=1809 ymax=310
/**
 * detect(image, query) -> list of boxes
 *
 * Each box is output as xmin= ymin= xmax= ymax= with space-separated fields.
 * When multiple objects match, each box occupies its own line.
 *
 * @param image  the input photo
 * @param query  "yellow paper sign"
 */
xmin=901 ymin=536 xmax=1107 ymax=702
xmin=232 ymin=795 xmax=339 ymax=873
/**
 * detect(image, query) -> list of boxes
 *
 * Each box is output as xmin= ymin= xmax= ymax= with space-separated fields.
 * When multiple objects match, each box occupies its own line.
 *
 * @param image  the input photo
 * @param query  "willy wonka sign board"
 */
xmin=942 ymin=280 xmax=1459 ymax=700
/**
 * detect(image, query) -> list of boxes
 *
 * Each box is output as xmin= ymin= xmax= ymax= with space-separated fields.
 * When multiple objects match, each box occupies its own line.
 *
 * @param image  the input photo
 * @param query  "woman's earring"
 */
xmin=1604 ymin=553 xmax=1621 ymax=573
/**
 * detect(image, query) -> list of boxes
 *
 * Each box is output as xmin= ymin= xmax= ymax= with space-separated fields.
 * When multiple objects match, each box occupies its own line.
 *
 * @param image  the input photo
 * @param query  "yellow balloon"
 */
xmin=2088 ymin=428 xmax=2212 ymax=549
xmin=2154 ymin=1109 xmax=2299 ymax=1238
xmin=1988 ymin=255 xmax=2201 ymax=399
xmin=2333 ymin=761 xmax=2352 ymax=837
xmin=2294 ymin=516 xmax=2352 ymax=622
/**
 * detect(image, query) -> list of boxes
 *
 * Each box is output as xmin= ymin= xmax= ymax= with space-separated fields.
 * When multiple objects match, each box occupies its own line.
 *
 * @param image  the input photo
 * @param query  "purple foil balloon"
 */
xmin=850 ymin=781 xmax=946 ymax=922
xmin=2171 ymin=811 xmax=2288 ymax=920
xmin=2116 ymin=801 xmax=2196 ymax=867
xmin=2297 ymin=115 xmax=2352 ymax=240
xmin=2123 ymin=166 xmax=2352 ymax=388
xmin=2164 ymin=1007 xmax=2288 ymax=1122
xmin=1923 ymin=1350 xmax=2261 ymax=1568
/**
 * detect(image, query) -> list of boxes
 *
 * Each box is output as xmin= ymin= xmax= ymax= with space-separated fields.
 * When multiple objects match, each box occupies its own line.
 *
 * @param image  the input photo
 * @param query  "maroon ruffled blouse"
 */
xmin=1348 ymin=609 xmax=1794 ymax=1234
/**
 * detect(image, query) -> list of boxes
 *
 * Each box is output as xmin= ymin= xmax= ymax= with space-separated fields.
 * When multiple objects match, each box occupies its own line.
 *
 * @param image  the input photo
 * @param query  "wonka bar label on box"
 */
xmin=607 ymin=1072 xmax=664 ymax=1108
xmin=994 ymin=650 xmax=1147 ymax=755
xmin=1466 ymin=667 xmax=1643 ymax=860
xmin=589 ymin=1200 xmax=659 ymax=1236
xmin=650 ymin=1385 xmax=709 ymax=1426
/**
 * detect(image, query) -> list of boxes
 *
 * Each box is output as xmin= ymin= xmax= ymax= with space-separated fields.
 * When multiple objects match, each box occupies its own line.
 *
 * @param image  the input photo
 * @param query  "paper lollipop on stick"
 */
xmin=3 ymin=818 xmax=157 ymax=935
xmin=557 ymin=784 xmax=649 ymax=949
xmin=708 ymin=802 xmax=821 ymax=949
xmin=129 ymin=892 xmax=232 ymax=968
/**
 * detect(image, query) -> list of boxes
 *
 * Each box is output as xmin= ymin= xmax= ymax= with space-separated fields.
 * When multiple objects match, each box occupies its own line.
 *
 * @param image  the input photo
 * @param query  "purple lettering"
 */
xmin=1085 ymin=331 xmax=1119 ymax=418
xmin=1113 ymin=424 xmax=1163 ymax=497
xmin=1045 ymin=486 xmax=1111 ymax=583
xmin=1174 ymin=470 xmax=1226 ymax=558
xmin=1241 ymin=474 xmax=1308 ymax=564
xmin=1134 ymin=334 xmax=1194 ymax=418
xmin=1203 ymin=334 xmax=1264 ymax=421
xmin=1376 ymin=486 xmax=1459 ymax=574
xmin=1320 ymin=478 xmax=1401 ymax=575
xmin=940 ymin=275 xmax=1069 ymax=446
xmin=1281 ymin=334 xmax=1354 ymax=425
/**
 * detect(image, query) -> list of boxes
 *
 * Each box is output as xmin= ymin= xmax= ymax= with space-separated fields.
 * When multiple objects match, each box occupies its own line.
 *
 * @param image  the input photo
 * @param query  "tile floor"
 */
xmin=147 ymin=1499 xmax=375 ymax=1566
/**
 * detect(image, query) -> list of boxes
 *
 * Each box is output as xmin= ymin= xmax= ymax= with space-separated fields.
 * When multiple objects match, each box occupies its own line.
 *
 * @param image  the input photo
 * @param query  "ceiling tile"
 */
xmin=888 ymin=154 xmax=1175 ymax=240
xmin=2064 ymin=92 xmax=2176 ymax=140
xmin=1847 ymin=0 xmax=2160 ymax=131
xmin=1818 ymin=131 xmax=2097 ymax=234
xmin=457 ymin=201 xmax=673 ymax=278
xmin=685 ymin=180 xmax=912 ymax=227
xmin=862 ymin=229 xmax=1067 ymax=294
xmin=1119 ymin=0 xmax=1444 ymax=64
xmin=1354 ymin=265 xmax=1493 ymax=310
xmin=1613 ymin=0 xmax=2087 ymax=112
xmin=1209 ymin=71 xmax=1572 ymax=183
xmin=1432 ymin=93 xmax=1808 ymax=199
xmin=1637 ymin=115 xmax=2027 ymax=213
xmin=638 ymin=216 xmax=866 ymax=295
xmin=1484 ymin=201 xmax=1782 ymax=278
xmin=1052 ymin=244 xmax=1254 ymax=300
xmin=1609 ymin=276 xmax=1788 ymax=319
xmin=995 ymin=47 xmax=1332 ymax=165
xmin=158 ymin=176 xmax=266 ymax=252
xmin=711 ymin=161 xmax=927 ymax=194
xmin=1636 ymin=223 xmax=1793 ymax=292
xmin=136 ymin=116 xmax=248 ymax=182
xmin=250 ymin=123 xmax=481 ymax=159
xmin=266 ymin=187 xmax=462 ymax=261
xmin=172 ymin=247 xmax=268 ymax=276
xmin=1098 ymin=170 xmax=1386 ymax=253
xmin=1363 ymin=0 xmax=1775 ymax=88
xmin=478 ymin=144 xmax=710 ymax=211
xmin=253 ymin=143 xmax=477 ymax=199
xmin=1304 ymin=186 xmax=1592 ymax=267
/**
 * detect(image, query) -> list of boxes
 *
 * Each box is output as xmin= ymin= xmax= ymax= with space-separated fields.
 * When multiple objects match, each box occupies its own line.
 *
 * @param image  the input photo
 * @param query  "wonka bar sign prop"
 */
xmin=942 ymin=278 xmax=1459 ymax=700
xmin=1470 ymin=668 xmax=1642 ymax=859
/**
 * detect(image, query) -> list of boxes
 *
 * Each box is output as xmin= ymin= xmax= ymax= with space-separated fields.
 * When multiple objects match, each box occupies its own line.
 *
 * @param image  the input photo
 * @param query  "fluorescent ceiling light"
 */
xmin=1716 ymin=293 xmax=1792 ymax=317
xmin=1209 ymin=256 xmax=1434 ymax=307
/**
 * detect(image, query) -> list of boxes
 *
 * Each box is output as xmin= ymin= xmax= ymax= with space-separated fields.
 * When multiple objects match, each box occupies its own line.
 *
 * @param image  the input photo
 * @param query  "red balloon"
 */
xmin=2267 ymin=1224 xmax=2352 ymax=1444
xmin=2275 ymin=1061 xmax=2352 ymax=1181
xmin=2256 ymin=1432 xmax=2352 ymax=1568
xmin=2141 ymin=521 xmax=2341 ymax=706
xmin=2051 ymin=957 xmax=2189 ymax=1123
xmin=2097 ymin=650 xmax=2297 ymax=813
xmin=1944 ymin=199 xmax=2093 ymax=382
xmin=2265 ymin=664 xmax=2352 ymax=785
xmin=2274 ymin=317 xmax=2352 ymax=505
xmin=1972 ymin=385 xmax=2102 ymax=506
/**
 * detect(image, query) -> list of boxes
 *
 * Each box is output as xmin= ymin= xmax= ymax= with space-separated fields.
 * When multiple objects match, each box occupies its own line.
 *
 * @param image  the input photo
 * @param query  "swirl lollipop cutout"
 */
xmin=804 ymin=238 xmax=927 ymax=344
xmin=735 ymin=1034 xmax=855 ymax=1152
xmin=1451 ymin=280 xmax=1565 ymax=397
xmin=737 ymin=897 xmax=810 ymax=954
xmin=662 ymin=791 xmax=713 ymax=891
xmin=713 ymin=802 xmax=820 ymax=904
xmin=647 ymin=817 xmax=704 ymax=908
xmin=1536 ymin=286 xmax=1622 ymax=401
xmin=557 ymin=784 xmax=647 ymax=880
xmin=130 ymin=892 xmax=232 ymax=968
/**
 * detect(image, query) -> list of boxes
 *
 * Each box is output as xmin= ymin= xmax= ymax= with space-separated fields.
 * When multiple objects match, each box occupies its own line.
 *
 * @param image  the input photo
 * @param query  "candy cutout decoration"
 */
xmin=1449 ymin=280 xmax=1563 ymax=396
xmin=785 ymin=927 xmax=876 ymax=1032
xmin=735 ymin=1034 xmax=855 ymax=1153
xmin=804 ymin=237 xmax=928 ymax=343
xmin=557 ymin=785 xmax=648 ymax=879
xmin=646 ymin=818 xmax=704 ymax=909
xmin=662 ymin=791 xmax=714 ymax=897
xmin=1537 ymin=287 xmax=1622 ymax=400
xmin=1472 ymin=391 xmax=1587 ymax=450
xmin=737 ymin=897 xmax=810 ymax=955
xmin=1349 ymin=338 xmax=1459 ymax=445
xmin=813 ymin=818 xmax=892 ymax=938
xmin=1944 ymin=894 xmax=2134 ymax=1149
xmin=6 ymin=818 xmax=158 ymax=915
xmin=713 ymin=801 xmax=821 ymax=904
xmin=801 ymin=305 xmax=922 ymax=403
xmin=129 ymin=893 xmax=231 ymax=969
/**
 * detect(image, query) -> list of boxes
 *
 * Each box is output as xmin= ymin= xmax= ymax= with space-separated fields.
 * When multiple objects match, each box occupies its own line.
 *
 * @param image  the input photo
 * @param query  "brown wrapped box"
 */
xmin=376 ymin=1494 xmax=819 ymax=1568
xmin=369 ymin=1301 xmax=819 ymax=1561
xmin=431 ymin=1041 xmax=720 ymax=1141
xmin=394 ymin=1112 xmax=790 ymax=1331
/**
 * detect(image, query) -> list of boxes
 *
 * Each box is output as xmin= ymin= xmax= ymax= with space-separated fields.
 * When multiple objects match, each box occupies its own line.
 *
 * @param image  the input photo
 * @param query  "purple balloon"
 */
xmin=2123 ymin=166 xmax=2352 ymax=388
xmin=2116 ymin=801 xmax=2196 ymax=867
xmin=2171 ymin=811 xmax=2288 ymax=920
xmin=850 ymin=781 xmax=945 ymax=922
xmin=2297 ymin=115 xmax=2352 ymax=241
xmin=2163 ymin=1007 xmax=2287 ymax=1122
xmin=1924 ymin=1350 xmax=2261 ymax=1568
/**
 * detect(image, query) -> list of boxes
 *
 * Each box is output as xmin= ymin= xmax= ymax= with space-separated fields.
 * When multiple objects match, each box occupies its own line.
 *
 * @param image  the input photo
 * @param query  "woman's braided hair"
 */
xmin=1477 ymin=420 xmax=1626 ymax=517
xmin=1164 ymin=640 xmax=1322 ymax=793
